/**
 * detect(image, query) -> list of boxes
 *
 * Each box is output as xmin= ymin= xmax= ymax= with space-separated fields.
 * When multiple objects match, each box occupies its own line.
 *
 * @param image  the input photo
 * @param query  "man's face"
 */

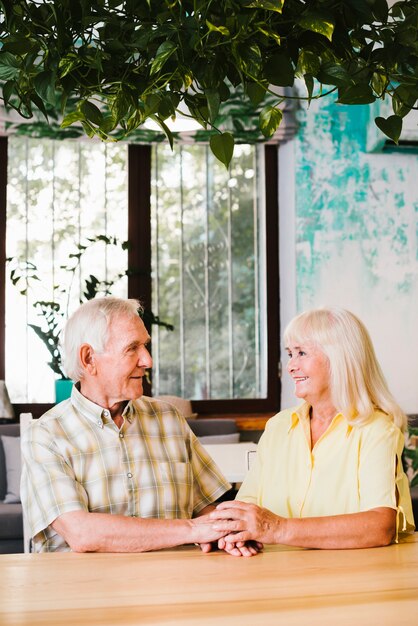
xmin=93 ymin=313 xmax=152 ymax=404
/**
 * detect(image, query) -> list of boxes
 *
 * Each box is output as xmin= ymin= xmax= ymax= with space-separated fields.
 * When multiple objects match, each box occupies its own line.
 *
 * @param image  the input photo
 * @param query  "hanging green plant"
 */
xmin=0 ymin=0 xmax=417 ymax=166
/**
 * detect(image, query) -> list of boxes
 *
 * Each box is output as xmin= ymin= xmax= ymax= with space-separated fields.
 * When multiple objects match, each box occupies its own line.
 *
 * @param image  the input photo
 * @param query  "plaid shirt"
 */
xmin=21 ymin=387 xmax=230 ymax=552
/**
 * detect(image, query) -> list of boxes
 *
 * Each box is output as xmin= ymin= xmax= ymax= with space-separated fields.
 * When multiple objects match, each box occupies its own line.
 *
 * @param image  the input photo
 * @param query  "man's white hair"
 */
xmin=61 ymin=297 xmax=142 ymax=382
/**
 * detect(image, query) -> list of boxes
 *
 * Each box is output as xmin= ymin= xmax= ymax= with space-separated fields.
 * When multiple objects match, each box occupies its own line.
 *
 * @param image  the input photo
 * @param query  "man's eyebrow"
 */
xmin=123 ymin=336 xmax=151 ymax=351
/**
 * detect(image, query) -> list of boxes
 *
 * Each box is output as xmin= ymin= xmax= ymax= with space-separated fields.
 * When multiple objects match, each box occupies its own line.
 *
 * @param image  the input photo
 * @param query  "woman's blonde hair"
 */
xmin=284 ymin=306 xmax=407 ymax=431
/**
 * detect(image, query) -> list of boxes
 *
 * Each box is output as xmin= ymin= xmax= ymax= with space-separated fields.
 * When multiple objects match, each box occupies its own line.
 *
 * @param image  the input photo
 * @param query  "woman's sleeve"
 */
xmin=359 ymin=419 xmax=415 ymax=538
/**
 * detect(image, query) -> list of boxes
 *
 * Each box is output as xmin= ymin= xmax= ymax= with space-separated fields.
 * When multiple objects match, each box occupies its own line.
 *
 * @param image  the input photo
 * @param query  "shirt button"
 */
xmin=103 ymin=410 xmax=110 ymax=417
xmin=119 ymin=433 xmax=124 ymax=438
xmin=127 ymin=472 xmax=133 ymax=478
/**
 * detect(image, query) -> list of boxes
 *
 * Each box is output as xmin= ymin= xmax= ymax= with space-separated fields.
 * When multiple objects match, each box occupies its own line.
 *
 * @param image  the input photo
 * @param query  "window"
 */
xmin=150 ymin=143 xmax=267 ymax=401
xmin=131 ymin=144 xmax=280 ymax=414
xmin=1 ymin=137 xmax=279 ymax=414
xmin=5 ymin=137 xmax=128 ymax=402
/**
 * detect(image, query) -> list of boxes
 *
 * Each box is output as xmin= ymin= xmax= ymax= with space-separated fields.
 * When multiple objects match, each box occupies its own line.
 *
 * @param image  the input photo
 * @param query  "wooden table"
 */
xmin=1 ymin=535 xmax=418 ymax=625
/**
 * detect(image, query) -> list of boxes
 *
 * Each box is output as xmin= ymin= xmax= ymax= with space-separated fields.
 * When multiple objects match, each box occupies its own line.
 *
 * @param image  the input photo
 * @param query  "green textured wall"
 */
xmin=293 ymin=98 xmax=418 ymax=412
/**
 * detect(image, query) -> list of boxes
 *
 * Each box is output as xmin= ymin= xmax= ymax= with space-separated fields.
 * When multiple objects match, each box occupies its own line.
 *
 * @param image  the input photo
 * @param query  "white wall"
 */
xmin=279 ymin=101 xmax=418 ymax=414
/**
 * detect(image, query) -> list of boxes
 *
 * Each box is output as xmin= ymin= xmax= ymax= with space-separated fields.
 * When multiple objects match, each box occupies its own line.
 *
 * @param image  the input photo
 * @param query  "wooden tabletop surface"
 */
xmin=1 ymin=534 xmax=417 ymax=625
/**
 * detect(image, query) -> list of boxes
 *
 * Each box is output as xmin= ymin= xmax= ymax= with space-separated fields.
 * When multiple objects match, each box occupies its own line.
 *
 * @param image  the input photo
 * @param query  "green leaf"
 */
xmin=238 ymin=43 xmax=263 ymax=77
xmin=158 ymin=93 xmax=178 ymax=120
xmin=304 ymin=74 xmax=314 ymax=102
xmin=1 ymin=38 xmax=38 ymax=55
xmin=147 ymin=115 xmax=174 ymax=150
xmin=30 ymin=92 xmax=49 ymax=121
xmin=100 ymin=113 xmax=118 ymax=134
xmin=60 ymin=110 xmax=85 ymax=128
xmin=210 ymin=132 xmax=234 ymax=168
xmin=257 ymin=26 xmax=281 ymax=45
xmin=150 ymin=41 xmax=177 ymax=76
xmin=2 ymin=80 xmax=16 ymax=106
xmin=371 ymin=71 xmax=388 ymax=97
xmin=299 ymin=15 xmax=335 ymax=41
xmin=80 ymin=101 xmax=103 ymax=126
xmin=206 ymin=21 xmax=230 ymax=36
xmin=375 ymin=115 xmax=403 ymax=144
xmin=246 ymin=82 xmax=267 ymax=106
xmin=392 ymin=85 xmax=417 ymax=118
xmin=184 ymin=94 xmax=209 ymax=129
xmin=244 ymin=0 xmax=284 ymax=12
xmin=111 ymin=90 xmax=131 ymax=122
xmin=296 ymin=50 xmax=320 ymax=77
xmin=181 ymin=69 xmax=193 ymax=90
xmin=264 ymin=52 xmax=294 ymax=87
xmin=337 ymin=84 xmax=375 ymax=105
xmin=0 ymin=51 xmax=20 ymax=80
xmin=259 ymin=105 xmax=283 ymax=138
xmin=34 ymin=70 xmax=57 ymax=106
xmin=144 ymin=94 xmax=161 ymax=116
xmin=58 ymin=53 xmax=82 ymax=78
xmin=317 ymin=62 xmax=352 ymax=87
xmin=371 ymin=0 xmax=389 ymax=22
xmin=205 ymin=89 xmax=221 ymax=123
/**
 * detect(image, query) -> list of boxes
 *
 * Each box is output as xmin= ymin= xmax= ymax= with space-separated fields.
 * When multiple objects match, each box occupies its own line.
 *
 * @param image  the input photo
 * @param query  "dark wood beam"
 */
xmin=0 ymin=137 xmax=7 ymax=380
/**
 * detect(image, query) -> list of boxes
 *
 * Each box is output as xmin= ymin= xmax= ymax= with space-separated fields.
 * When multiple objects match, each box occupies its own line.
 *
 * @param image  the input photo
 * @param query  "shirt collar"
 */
xmin=71 ymin=385 xmax=135 ymax=428
xmin=288 ymin=402 xmax=310 ymax=432
xmin=288 ymin=402 xmax=352 ymax=437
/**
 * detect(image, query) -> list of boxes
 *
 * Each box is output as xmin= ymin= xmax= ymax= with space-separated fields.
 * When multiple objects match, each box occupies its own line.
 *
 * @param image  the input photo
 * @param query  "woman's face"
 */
xmin=286 ymin=340 xmax=332 ymax=406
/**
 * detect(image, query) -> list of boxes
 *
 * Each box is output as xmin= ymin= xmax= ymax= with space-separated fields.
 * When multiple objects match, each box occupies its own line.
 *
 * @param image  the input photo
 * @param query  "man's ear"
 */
xmin=79 ymin=344 xmax=97 ymax=375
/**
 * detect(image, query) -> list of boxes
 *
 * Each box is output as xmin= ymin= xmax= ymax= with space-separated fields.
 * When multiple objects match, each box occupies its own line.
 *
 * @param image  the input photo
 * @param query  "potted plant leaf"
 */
xmin=403 ymin=425 xmax=418 ymax=490
xmin=7 ymin=235 xmax=173 ymax=401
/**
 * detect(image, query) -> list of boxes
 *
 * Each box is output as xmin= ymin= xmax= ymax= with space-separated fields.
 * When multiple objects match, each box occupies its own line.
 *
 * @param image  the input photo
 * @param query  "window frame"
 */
xmin=0 ymin=138 xmax=280 ymax=418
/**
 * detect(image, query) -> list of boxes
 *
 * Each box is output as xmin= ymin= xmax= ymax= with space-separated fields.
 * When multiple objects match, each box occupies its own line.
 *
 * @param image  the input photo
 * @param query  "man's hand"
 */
xmin=190 ymin=512 xmax=230 ymax=545
xmin=210 ymin=500 xmax=283 ymax=545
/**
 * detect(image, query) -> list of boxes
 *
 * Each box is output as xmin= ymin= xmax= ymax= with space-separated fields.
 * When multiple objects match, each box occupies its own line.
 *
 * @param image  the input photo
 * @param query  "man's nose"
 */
xmin=139 ymin=346 xmax=153 ymax=368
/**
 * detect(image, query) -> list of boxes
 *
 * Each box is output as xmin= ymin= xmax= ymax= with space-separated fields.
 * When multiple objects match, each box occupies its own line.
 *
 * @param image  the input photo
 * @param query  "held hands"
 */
xmin=209 ymin=500 xmax=284 ymax=545
xmin=190 ymin=510 xmax=262 ymax=557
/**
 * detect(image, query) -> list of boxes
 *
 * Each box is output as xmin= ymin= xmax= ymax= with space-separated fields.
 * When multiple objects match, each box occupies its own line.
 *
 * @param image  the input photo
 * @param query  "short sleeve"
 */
xmin=20 ymin=422 xmax=88 ymax=538
xmin=358 ymin=419 xmax=415 ymax=537
xmin=187 ymin=431 xmax=231 ymax=514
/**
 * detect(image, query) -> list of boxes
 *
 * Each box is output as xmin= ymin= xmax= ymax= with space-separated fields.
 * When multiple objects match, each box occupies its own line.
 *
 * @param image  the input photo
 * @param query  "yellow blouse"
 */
xmin=237 ymin=403 xmax=415 ymax=537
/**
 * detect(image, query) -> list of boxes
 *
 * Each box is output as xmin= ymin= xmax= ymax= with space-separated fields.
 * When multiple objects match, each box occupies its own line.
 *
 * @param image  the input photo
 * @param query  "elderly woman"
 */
xmin=211 ymin=307 xmax=415 ymax=550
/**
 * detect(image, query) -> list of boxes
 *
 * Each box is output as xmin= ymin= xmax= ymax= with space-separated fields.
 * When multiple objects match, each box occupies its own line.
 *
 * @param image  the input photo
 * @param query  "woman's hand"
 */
xmin=210 ymin=500 xmax=284 ymax=544
xmin=196 ymin=538 xmax=263 ymax=557
xmin=211 ymin=503 xmax=397 ymax=549
xmin=218 ymin=538 xmax=263 ymax=557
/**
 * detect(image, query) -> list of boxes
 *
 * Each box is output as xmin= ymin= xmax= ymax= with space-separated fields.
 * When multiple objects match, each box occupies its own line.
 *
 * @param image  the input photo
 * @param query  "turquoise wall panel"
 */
xmin=293 ymin=98 xmax=418 ymax=411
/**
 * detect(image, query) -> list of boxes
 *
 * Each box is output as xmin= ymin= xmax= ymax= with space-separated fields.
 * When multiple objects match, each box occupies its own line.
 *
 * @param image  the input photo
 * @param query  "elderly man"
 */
xmin=21 ymin=297 xmax=258 ymax=556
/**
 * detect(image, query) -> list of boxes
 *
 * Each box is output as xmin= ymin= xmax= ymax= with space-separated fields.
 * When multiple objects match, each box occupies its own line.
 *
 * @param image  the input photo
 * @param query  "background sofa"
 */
xmin=0 ymin=423 xmax=23 ymax=553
